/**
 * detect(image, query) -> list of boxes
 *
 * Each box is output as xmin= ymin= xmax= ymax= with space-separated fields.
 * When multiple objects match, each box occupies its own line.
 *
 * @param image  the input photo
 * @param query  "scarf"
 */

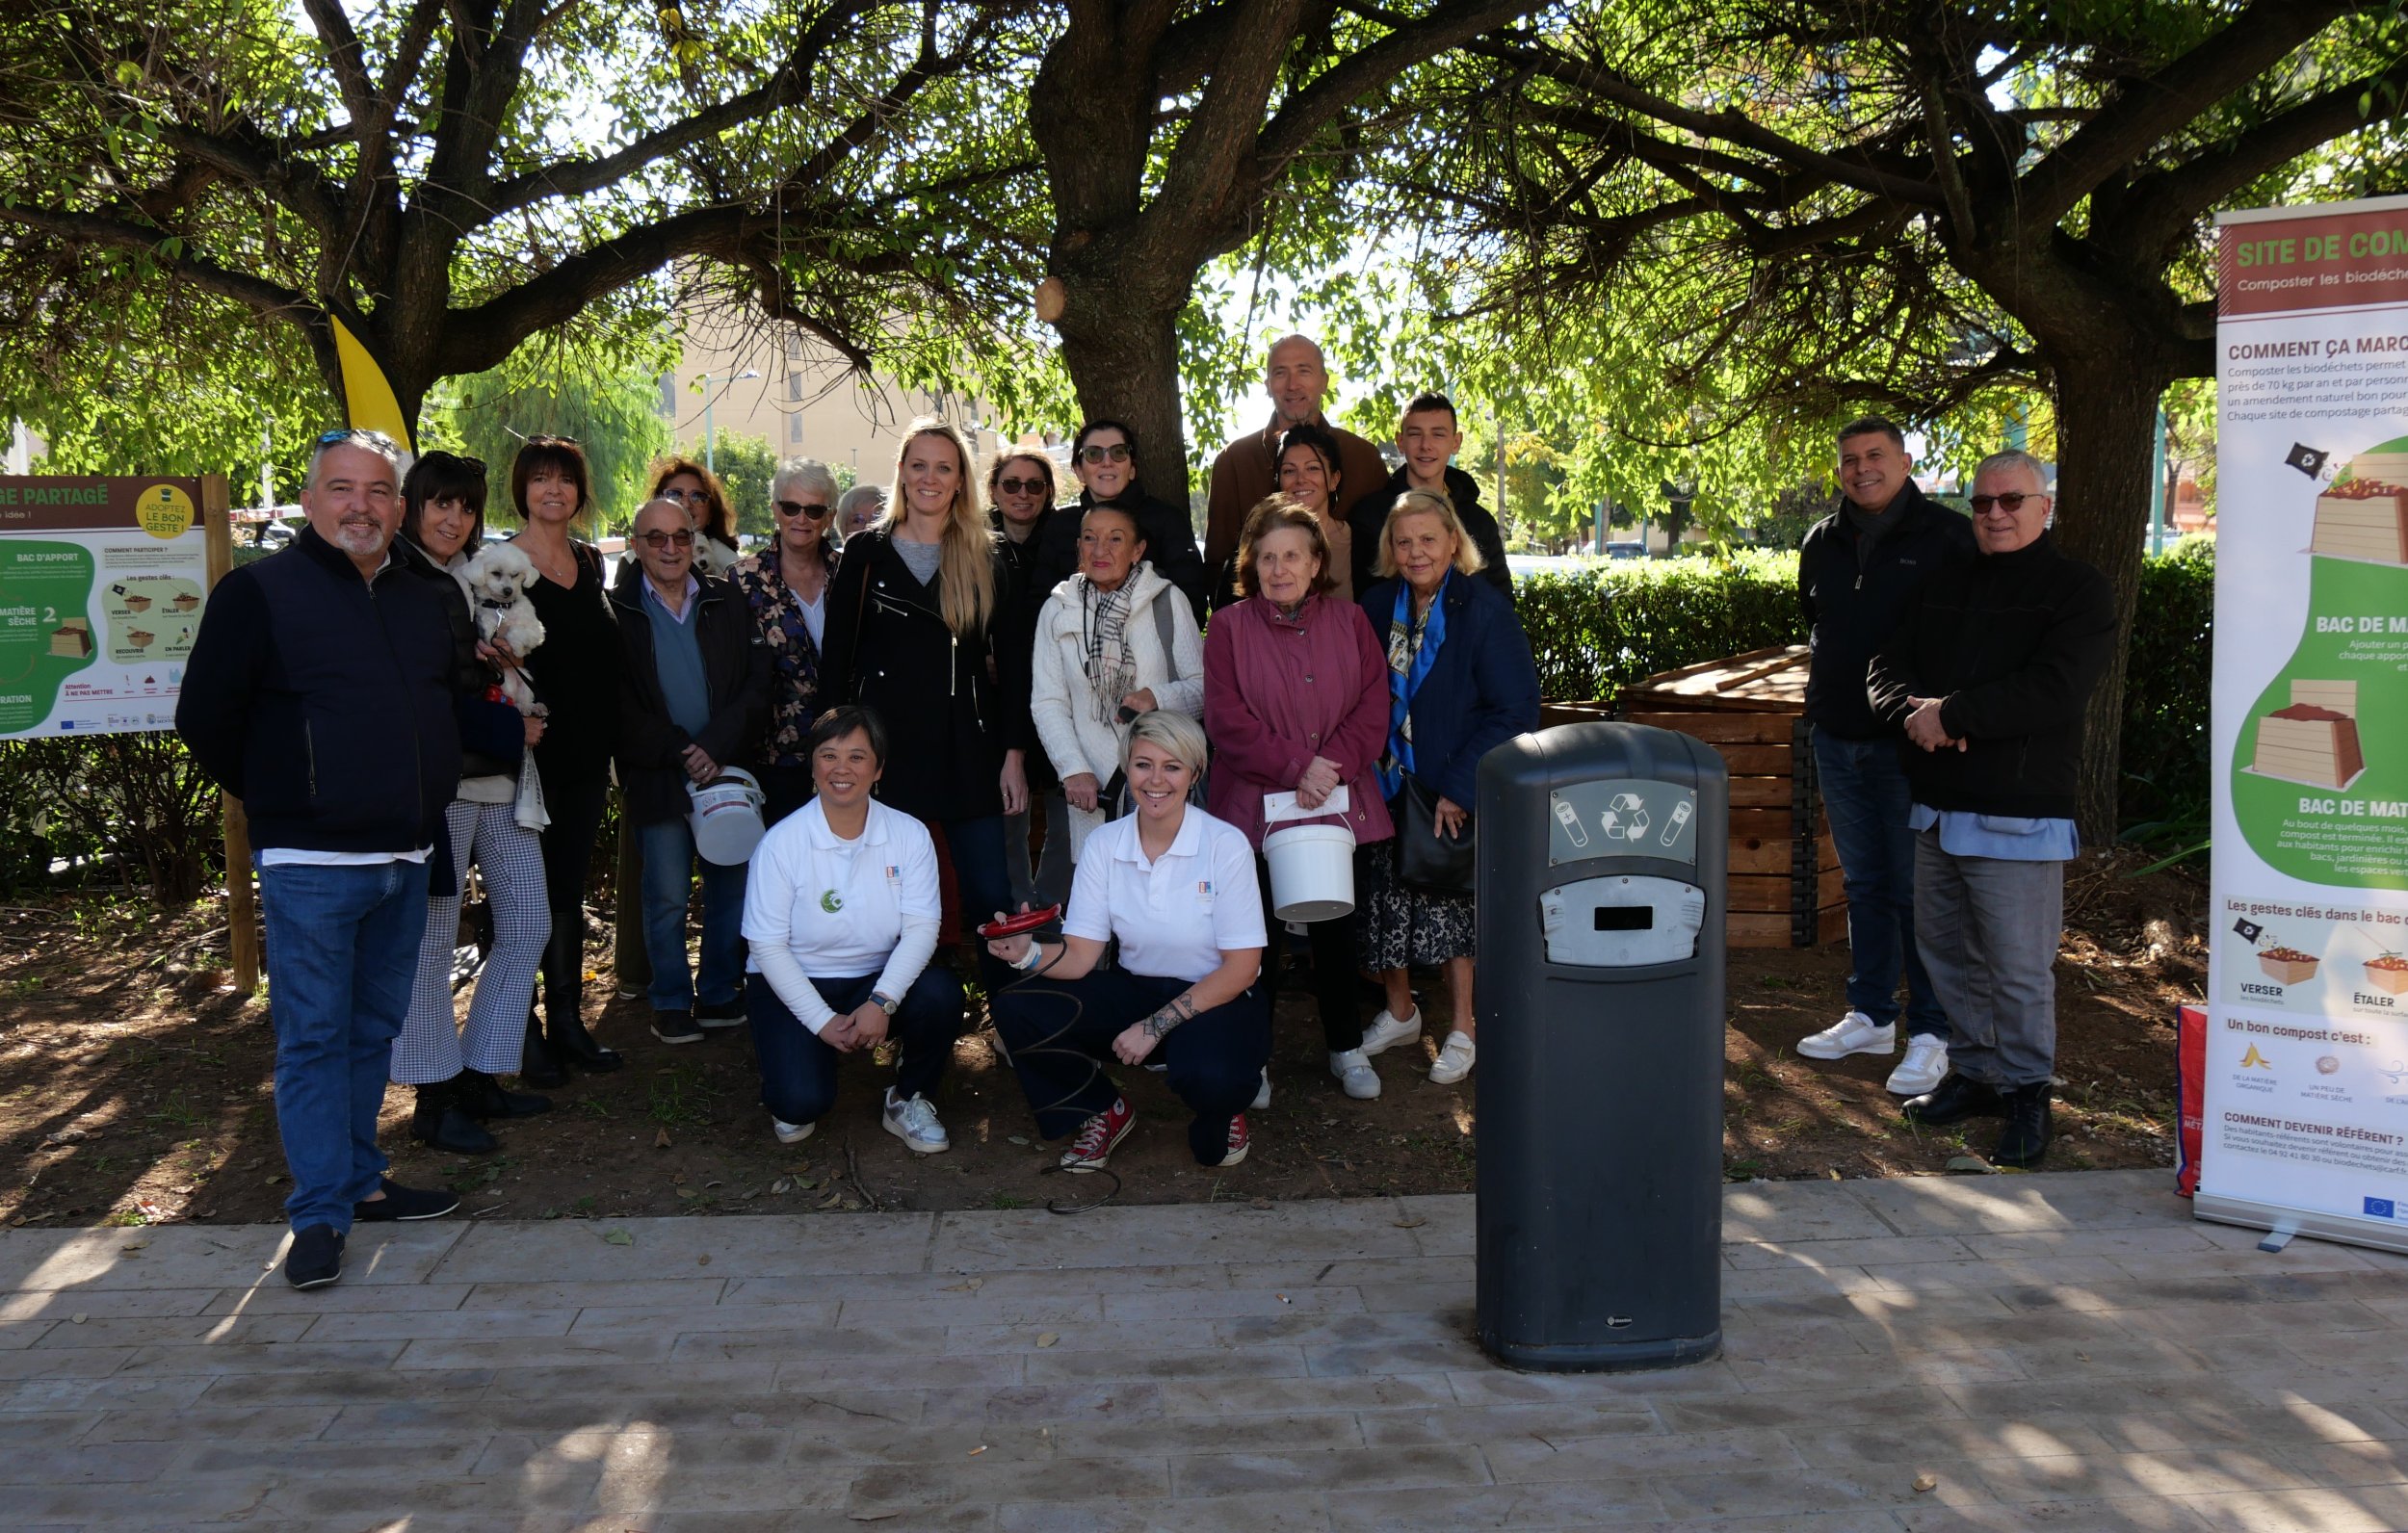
xmin=1379 ymin=575 xmax=1447 ymax=798
xmin=1080 ymin=577 xmax=1136 ymax=724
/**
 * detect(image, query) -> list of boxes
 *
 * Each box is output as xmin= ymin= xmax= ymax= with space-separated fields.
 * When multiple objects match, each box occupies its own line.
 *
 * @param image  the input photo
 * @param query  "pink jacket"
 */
xmin=1203 ymin=594 xmax=1396 ymax=849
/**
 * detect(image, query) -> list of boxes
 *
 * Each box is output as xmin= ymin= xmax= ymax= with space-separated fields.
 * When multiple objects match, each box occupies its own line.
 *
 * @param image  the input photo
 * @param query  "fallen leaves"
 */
xmin=600 ymin=1228 xmax=633 ymax=1246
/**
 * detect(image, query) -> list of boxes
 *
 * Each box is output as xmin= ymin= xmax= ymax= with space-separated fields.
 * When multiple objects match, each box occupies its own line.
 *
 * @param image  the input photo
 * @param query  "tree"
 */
xmin=1374 ymin=0 xmax=2408 ymax=834
xmin=424 ymin=346 xmax=674 ymax=532
xmin=0 ymin=0 xmax=1036 ymax=444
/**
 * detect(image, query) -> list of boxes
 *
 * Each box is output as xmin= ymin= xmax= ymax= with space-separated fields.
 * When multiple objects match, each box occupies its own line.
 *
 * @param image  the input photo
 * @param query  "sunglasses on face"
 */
xmin=637 ymin=529 xmax=695 ymax=549
xmin=1077 ymin=443 xmax=1132 ymax=465
xmin=1968 ymin=492 xmax=2046 ymax=514
xmin=774 ymin=499 xmax=832 ymax=520
xmin=660 ymin=486 xmax=708 ymax=504
xmin=996 ymin=477 xmax=1048 ymax=496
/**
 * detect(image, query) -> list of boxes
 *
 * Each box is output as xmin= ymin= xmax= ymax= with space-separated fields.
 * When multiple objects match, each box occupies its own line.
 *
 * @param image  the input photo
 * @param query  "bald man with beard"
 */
xmin=1203 ymin=335 xmax=1388 ymax=605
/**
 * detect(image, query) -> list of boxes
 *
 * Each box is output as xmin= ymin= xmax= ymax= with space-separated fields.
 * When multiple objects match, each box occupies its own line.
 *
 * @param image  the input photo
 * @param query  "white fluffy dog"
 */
xmin=461 ymin=542 xmax=547 ymax=716
xmin=693 ymin=533 xmax=739 ymax=578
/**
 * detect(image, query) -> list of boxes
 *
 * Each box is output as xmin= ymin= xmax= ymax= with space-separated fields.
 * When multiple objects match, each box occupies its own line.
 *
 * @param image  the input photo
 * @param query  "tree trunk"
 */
xmin=2042 ymin=352 xmax=2168 ymax=846
xmin=1052 ymin=275 xmax=1192 ymax=511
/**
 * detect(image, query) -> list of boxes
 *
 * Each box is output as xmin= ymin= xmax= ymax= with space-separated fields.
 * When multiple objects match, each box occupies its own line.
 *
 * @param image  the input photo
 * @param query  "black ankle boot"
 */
xmin=1902 ymin=1072 xmax=2005 ymax=1127
xmin=1994 ymin=1083 xmax=2054 ymax=1168
xmin=456 ymin=1068 xmax=552 ymax=1121
xmin=518 ymin=1011 xmax=567 ymax=1088
xmin=549 ymin=1012 xmax=624 ymax=1073
xmin=411 ymin=1078 xmax=499 ymax=1155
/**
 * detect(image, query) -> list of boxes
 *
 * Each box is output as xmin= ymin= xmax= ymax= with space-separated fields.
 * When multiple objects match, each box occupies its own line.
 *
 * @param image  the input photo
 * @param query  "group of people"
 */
xmin=179 ymin=334 xmax=1544 ymax=1290
xmin=1789 ymin=417 xmax=2117 ymax=1170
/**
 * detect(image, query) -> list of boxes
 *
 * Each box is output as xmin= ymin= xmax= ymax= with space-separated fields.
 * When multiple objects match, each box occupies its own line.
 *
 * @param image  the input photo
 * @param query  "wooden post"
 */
xmin=199 ymin=474 xmax=260 ymax=993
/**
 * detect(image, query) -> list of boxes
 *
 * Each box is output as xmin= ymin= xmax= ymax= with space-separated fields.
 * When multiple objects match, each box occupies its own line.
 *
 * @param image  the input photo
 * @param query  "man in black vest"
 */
xmin=178 ymin=429 xmax=464 ymax=1290
xmin=1345 ymin=392 xmax=1514 ymax=604
xmin=1793 ymin=417 xmax=1976 ymax=1096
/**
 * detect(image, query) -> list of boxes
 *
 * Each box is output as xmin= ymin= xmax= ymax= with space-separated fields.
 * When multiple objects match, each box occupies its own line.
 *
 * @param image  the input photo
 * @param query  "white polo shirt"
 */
xmin=742 ymin=796 xmax=939 ymax=1032
xmin=1063 ymin=809 xmax=1267 ymax=984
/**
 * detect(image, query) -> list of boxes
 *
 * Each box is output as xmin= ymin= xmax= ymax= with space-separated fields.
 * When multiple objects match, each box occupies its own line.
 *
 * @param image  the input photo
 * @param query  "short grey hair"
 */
xmin=835 ymin=484 xmax=885 ymax=523
xmin=304 ymin=429 xmax=403 ymax=491
xmin=772 ymin=456 xmax=839 ymax=505
xmin=1972 ymin=449 xmax=2051 ymax=493
xmin=1121 ymin=708 xmax=1207 ymax=780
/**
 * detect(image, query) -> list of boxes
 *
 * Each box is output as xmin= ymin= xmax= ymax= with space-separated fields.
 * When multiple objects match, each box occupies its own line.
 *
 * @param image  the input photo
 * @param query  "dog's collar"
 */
xmin=478 ymin=595 xmax=514 ymax=610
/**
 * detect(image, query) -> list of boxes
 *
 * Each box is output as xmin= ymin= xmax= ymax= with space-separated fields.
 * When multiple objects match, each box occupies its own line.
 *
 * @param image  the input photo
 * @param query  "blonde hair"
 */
xmin=1372 ymin=488 xmax=1487 ymax=580
xmin=1122 ymin=708 xmax=1208 ymax=779
xmin=883 ymin=418 xmax=998 ymax=637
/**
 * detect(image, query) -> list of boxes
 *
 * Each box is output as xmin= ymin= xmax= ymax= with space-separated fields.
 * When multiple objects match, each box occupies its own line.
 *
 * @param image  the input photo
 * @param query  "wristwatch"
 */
xmin=871 ymin=991 xmax=901 ymax=1017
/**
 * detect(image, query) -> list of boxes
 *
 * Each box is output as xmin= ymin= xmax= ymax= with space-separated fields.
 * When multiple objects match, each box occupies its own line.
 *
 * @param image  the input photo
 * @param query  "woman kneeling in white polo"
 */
xmin=743 ymin=706 xmax=966 ymax=1154
xmin=985 ymin=710 xmax=1269 ymax=1172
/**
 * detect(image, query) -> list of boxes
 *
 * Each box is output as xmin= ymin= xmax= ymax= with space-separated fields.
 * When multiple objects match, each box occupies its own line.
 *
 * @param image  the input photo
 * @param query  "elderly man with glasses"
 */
xmin=1867 ymin=450 xmax=2117 ymax=1168
xmin=612 ymin=497 xmax=772 ymax=1047
xmin=735 ymin=457 xmax=843 ymax=824
xmin=177 ymin=429 xmax=470 ymax=1288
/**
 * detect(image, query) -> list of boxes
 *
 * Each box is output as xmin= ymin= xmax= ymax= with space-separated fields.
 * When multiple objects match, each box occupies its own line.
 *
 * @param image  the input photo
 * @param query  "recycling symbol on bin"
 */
xmin=1597 ymin=791 xmax=1651 ymax=842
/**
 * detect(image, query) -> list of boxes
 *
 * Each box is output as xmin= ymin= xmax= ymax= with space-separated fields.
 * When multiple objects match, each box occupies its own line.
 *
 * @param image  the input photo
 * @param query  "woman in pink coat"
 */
xmin=1204 ymin=497 xmax=1397 ymax=1104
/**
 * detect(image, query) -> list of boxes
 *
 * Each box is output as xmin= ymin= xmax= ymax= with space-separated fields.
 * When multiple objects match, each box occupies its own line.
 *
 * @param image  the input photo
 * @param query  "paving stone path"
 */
xmin=2 ymin=1168 xmax=2405 ymax=1530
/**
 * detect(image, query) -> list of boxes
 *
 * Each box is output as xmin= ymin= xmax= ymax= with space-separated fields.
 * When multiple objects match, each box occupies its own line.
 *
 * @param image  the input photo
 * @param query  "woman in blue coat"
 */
xmin=1353 ymin=488 xmax=1540 ymax=1088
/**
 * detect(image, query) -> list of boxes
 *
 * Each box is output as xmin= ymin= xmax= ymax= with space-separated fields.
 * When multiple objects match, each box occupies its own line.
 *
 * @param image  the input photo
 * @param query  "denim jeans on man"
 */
xmin=1813 ymin=729 xmax=1945 ymax=1038
xmin=639 ymin=816 xmax=748 ymax=1012
xmin=258 ymin=859 xmax=427 ymax=1234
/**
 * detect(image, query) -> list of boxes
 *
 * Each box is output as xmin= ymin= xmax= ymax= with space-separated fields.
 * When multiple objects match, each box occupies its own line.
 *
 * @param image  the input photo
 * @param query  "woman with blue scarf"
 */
xmin=1356 ymin=489 xmax=1540 ymax=1086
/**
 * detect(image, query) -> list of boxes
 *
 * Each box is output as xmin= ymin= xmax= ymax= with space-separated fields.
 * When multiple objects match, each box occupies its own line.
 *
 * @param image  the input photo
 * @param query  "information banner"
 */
xmin=2205 ymin=194 xmax=2408 ymax=1253
xmin=0 ymin=477 xmax=209 ymax=739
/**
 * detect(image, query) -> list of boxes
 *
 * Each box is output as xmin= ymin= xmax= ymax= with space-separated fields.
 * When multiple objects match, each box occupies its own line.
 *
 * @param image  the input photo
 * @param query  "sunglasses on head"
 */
xmin=637 ymin=529 xmax=695 ymax=549
xmin=1077 ymin=443 xmax=1132 ymax=465
xmin=774 ymin=499 xmax=832 ymax=519
xmin=1968 ymin=492 xmax=2046 ymax=514
xmin=996 ymin=476 xmax=1048 ymax=496
xmin=315 ymin=428 xmax=402 ymax=450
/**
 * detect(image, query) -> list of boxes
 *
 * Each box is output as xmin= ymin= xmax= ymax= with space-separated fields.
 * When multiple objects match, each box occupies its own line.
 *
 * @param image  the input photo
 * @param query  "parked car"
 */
xmin=1602 ymin=540 xmax=1646 ymax=559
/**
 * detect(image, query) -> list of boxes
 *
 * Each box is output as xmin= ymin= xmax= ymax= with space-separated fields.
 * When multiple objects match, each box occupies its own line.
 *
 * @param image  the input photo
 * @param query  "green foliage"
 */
xmin=710 ymin=433 xmax=779 ymax=538
xmin=426 ymin=350 xmax=673 ymax=533
xmin=2120 ymin=537 xmax=2215 ymax=834
xmin=0 ymin=734 xmax=222 ymax=901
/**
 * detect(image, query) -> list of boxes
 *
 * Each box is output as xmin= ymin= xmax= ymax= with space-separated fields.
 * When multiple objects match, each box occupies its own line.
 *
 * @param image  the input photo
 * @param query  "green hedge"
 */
xmin=1512 ymin=543 xmax=2214 ymax=831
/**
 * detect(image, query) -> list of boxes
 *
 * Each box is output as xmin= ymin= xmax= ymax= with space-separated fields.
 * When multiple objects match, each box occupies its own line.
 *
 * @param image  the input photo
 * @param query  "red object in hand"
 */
xmin=977 ymin=905 xmax=1061 ymax=940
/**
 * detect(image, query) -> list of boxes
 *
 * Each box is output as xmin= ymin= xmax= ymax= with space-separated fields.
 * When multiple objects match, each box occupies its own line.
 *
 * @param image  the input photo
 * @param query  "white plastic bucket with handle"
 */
xmin=1265 ymin=822 xmax=1356 ymax=922
xmin=688 ymin=766 xmax=767 ymax=866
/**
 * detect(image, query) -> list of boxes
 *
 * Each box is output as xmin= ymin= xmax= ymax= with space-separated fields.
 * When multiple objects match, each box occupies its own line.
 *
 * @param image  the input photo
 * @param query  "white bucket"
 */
xmin=688 ymin=766 xmax=767 ymax=866
xmin=1265 ymin=822 xmax=1356 ymax=922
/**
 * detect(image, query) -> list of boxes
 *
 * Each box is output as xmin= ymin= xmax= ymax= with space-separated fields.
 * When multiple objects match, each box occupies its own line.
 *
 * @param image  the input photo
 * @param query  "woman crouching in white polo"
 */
xmin=985 ymin=710 xmax=1268 ymax=1172
xmin=742 ymin=706 xmax=967 ymax=1154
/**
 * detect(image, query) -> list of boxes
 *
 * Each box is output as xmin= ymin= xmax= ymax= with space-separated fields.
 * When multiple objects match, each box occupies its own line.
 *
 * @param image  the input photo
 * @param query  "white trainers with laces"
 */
xmin=1251 ymin=1069 xmax=1272 ymax=1111
xmin=1428 ymin=1030 xmax=1477 ymax=1085
xmin=1796 ymin=1010 xmax=1896 ymax=1061
xmin=1886 ymin=1035 xmax=1950 ymax=1096
xmin=882 ymin=1089 xmax=950 ymax=1155
xmin=1360 ymin=1006 xmax=1422 ymax=1057
xmin=1329 ymin=1049 xmax=1380 ymax=1100
xmin=771 ymin=1114 xmax=815 ymax=1146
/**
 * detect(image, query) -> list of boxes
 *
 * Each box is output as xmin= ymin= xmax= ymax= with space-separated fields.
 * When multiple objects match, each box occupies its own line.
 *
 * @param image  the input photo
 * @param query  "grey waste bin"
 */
xmin=1475 ymin=721 xmax=1726 ymax=1371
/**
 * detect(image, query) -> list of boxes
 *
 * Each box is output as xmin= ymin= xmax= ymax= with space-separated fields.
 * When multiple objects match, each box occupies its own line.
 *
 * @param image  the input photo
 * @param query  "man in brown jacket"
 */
xmin=1203 ymin=335 xmax=1388 ymax=584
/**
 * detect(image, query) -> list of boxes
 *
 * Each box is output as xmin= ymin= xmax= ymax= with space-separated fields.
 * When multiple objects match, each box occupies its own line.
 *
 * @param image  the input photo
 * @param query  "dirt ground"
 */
xmin=0 ymin=849 xmax=2202 ymax=1230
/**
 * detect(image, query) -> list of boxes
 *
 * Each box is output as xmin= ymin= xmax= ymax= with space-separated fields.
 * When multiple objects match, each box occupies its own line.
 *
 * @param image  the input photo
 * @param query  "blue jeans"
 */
xmin=258 ymin=858 xmax=428 ymax=1234
xmin=1812 ymin=730 xmax=1946 ymax=1039
xmin=638 ymin=816 xmax=748 ymax=1012
xmin=748 ymin=968 xmax=967 ymax=1126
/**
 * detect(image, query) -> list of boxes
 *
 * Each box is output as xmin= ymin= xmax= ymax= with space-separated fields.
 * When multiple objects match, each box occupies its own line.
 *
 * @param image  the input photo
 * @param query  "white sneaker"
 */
xmin=771 ymin=1114 xmax=815 ymax=1145
xmin=1796 ymin=1011 xmax=1896 ymax=1061
xmin=1251 ymin=1069 xmax=1272 ymax=1111
xmin=1429 ymin=1030 xmax=1477 ymax=1085
xmin=1360 ymin=1005 xmax=1422 ymax=1057
xmin=1328 ymin=1049 xmax=1380 ymax=1100
xmin=1886 ymin=1036 xmax=1950 ymax=1096
xmin=882 ymin=1089 xmax=950 ymax=1155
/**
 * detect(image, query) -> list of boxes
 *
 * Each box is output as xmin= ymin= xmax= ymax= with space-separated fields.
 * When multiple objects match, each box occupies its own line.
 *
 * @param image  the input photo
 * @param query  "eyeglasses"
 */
xmin=774 ymin=499 xmax=832 ymax=519
xmin=1077 ymin=443 xmax=1132 ymax=465
xmin=659 ymin=486 xmax=708 ymax=504
xmin=1968 ymin=492 xmax=2048 ymax=514
xmin=636 ymin=529 xmax=695 ymax=549
xmin=996 ymin=477 xmax=1048 ymax=496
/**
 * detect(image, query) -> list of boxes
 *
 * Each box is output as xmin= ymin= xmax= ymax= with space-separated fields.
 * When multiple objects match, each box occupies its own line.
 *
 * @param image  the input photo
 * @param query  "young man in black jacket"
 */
xmin=1868 ymin=450 xmax=2118 ymax=1167
xmin=176 ymin=429 xmax=465 ymax=1289
xmin=1345 ymin=393 xmax=1514 ymax=605
xmin=613 ymin=498 xmax=772 ymax=1046
xmin=1793 ymin=416 xmax=1976 ymax=1097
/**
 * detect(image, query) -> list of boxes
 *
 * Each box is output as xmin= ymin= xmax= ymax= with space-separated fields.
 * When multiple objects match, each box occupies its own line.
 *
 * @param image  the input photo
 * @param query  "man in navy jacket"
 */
xmin=177 ymin=429 xmax=464 ymax=1290
xmin=1793 ymin=417 xmax=1976 ymax=1097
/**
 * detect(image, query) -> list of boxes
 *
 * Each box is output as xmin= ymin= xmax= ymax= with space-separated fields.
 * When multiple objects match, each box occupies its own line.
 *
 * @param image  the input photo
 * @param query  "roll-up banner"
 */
xmin=2205 ymin=194 xmax=2408 ymax=1253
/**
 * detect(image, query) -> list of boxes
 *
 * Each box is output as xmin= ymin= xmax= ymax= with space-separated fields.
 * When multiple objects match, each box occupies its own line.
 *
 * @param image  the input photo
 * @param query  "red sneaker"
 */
xmin=1060 ymin=1098 xmax=1136 ymax=1173
xmin=1217 ymin=1112 xmax=1249 ymax=1167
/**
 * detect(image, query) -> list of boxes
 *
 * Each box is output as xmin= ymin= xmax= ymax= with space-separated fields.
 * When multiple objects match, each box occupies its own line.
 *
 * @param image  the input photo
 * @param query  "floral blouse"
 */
xmin=733 ymin=549 xmax=828 ymax=767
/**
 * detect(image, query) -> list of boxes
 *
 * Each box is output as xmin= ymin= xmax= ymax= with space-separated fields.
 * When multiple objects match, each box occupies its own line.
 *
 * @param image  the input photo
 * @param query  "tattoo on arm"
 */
xmin=1140 ymin=993 xmax=1200 ymax=1041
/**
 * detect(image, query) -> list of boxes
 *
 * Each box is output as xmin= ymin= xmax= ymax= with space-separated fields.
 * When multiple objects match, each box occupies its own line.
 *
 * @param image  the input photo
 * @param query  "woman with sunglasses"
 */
xmin=507 ymin=436 xmax=626 ymax=1085
xmin=986 ymin=448 xmax=1062 ymax=909
xmin=734 ymin=458 xmax=842 ymax=825
xmin=821 ymin=418 xmax=1030 ymax=978
xmin=1028 ymin=421 xmax=1208 ymax=617
xmin=648 ymin=456 xmax=742 ymax=577
xmin=387 ymin=451 xmax=554 ymax=1152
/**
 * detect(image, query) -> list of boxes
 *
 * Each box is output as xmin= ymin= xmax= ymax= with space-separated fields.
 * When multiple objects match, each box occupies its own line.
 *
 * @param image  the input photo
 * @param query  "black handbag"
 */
xmin=1394 ymin=775 xmax=1475 ymax=895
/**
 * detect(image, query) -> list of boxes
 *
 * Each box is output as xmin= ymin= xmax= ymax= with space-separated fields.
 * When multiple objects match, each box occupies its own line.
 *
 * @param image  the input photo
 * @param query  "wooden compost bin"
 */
xmin=1547 ymin=645 xmax=1843 ymax=948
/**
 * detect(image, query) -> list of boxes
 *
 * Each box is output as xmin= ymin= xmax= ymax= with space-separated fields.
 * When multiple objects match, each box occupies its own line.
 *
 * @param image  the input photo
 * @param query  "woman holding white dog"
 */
xmin=986 ymin=709 xmax=1269 ymax=1172
xmin=388 ymin=451 xmax=555 ymax=1152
